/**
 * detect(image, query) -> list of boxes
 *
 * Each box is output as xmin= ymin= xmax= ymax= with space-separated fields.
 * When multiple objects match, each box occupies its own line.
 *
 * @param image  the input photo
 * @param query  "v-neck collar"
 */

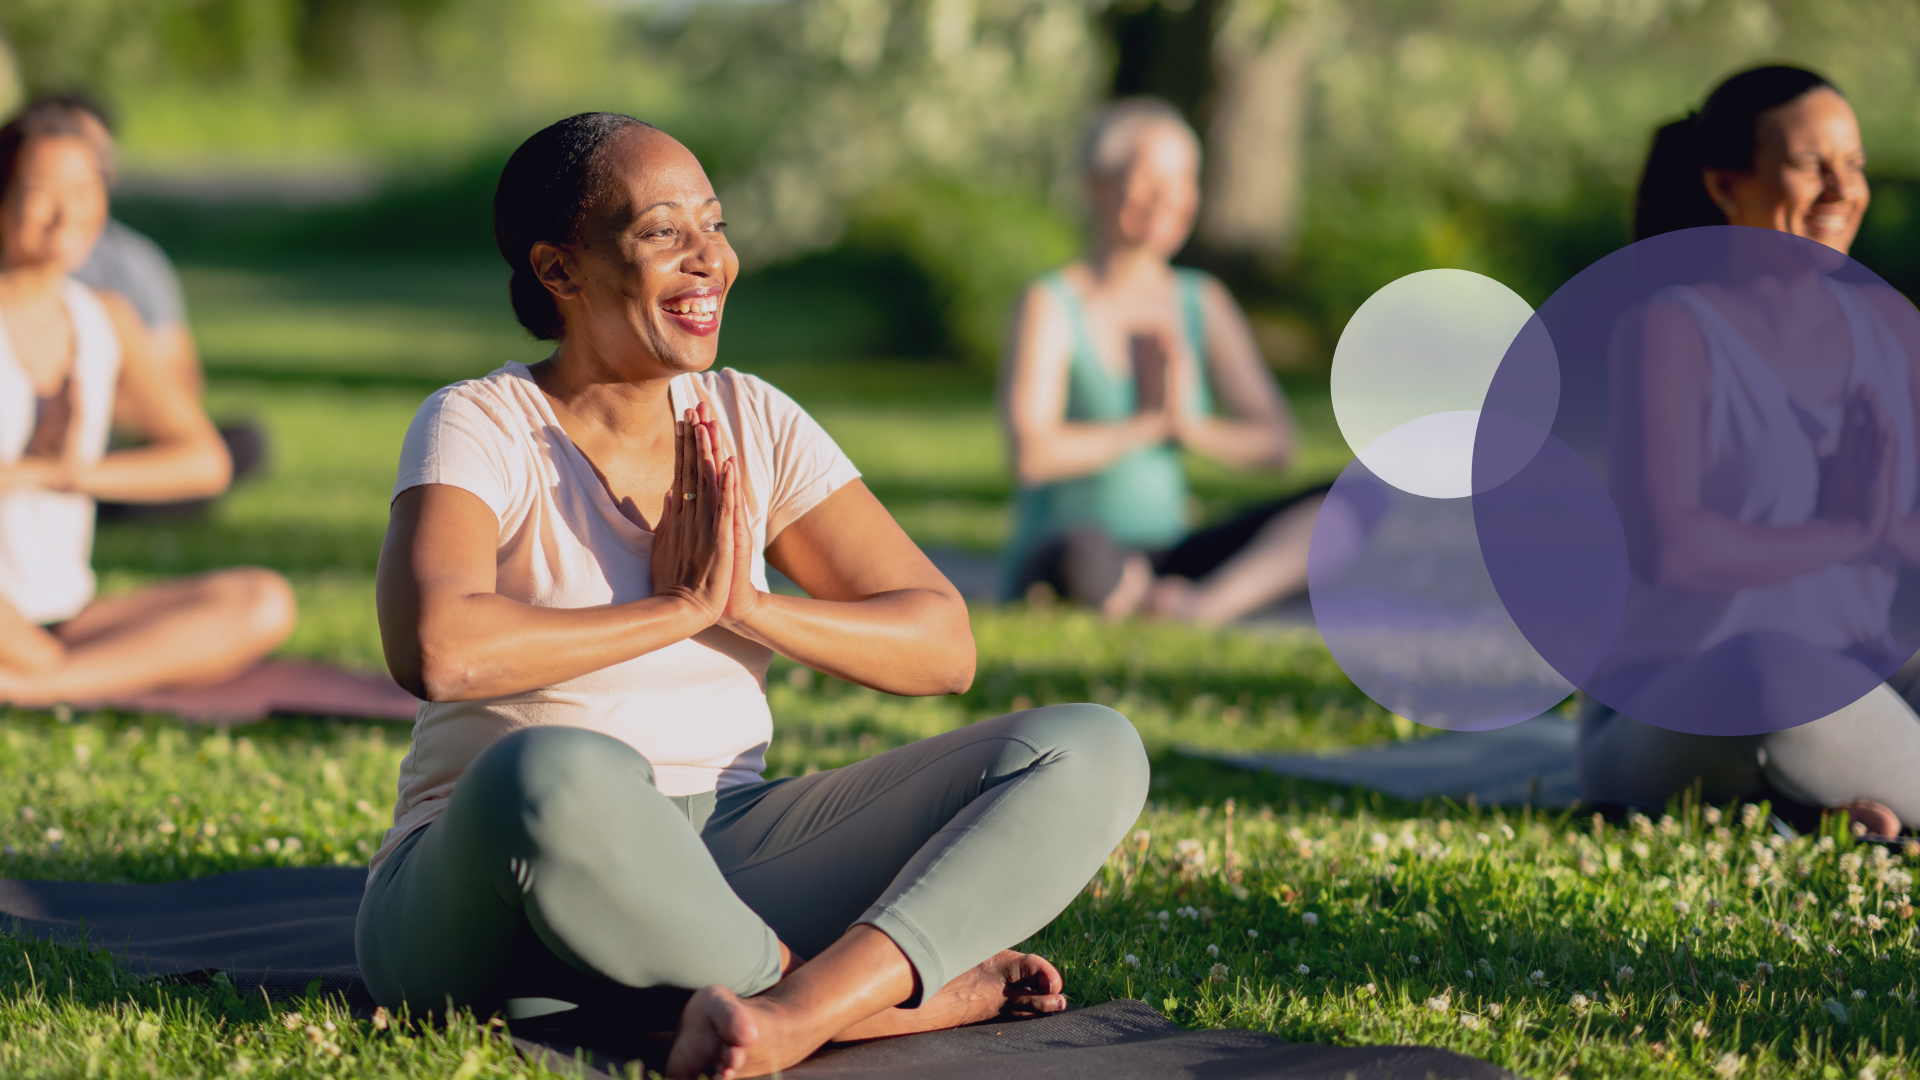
xmin=508 ymin=362 xmax=695 ymax=550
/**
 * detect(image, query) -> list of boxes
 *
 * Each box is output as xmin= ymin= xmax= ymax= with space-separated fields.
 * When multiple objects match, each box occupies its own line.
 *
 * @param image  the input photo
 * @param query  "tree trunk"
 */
xmin=1201 ymin=5 xmax=1313 ymax=263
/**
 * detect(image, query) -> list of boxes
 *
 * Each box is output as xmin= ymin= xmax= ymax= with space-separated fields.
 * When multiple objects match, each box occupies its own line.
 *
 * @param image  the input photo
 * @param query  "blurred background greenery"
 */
xmin=4 ymin=0 xmax=1919 ymax=378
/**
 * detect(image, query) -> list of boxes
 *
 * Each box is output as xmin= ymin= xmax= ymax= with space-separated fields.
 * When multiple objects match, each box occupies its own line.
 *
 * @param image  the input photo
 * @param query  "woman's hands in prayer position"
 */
xmin=648 ymin=404 xmax=741 ymax=625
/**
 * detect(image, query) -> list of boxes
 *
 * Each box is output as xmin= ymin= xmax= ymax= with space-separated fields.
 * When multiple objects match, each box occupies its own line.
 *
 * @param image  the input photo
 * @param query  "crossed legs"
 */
xmin=0 ymin=568 xmax=296 ymax=706
xmin=356 ymin=704 xmax=1150 ymax=1079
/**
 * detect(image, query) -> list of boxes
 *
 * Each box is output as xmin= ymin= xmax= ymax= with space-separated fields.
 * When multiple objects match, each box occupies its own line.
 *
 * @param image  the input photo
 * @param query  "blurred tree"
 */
xmin=669 ymin=0 xmax=1107 ymax=363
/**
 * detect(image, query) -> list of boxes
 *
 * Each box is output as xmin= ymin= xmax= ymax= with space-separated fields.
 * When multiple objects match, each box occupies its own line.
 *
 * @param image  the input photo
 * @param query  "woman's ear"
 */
xmin=1700 ymin=168 xmax=1739 ymax=220
xmin=530 ymin=240 xmax=582 ymax=302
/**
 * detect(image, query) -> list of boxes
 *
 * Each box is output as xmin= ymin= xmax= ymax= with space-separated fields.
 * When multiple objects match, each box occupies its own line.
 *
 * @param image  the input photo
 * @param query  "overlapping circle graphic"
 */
xmin=1309 ymin=227 xmax=1920 ymax=736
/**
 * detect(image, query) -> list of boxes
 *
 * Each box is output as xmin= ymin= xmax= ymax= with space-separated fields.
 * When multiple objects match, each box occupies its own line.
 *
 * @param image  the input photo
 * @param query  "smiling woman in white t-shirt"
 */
xmin=356 ymin=113 xmax=1148 ymax=1080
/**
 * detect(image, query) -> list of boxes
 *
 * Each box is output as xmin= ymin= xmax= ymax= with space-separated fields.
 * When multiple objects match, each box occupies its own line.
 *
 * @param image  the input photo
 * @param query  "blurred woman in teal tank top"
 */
xmin=1000 ymin=99 xmax=1347 ymax=623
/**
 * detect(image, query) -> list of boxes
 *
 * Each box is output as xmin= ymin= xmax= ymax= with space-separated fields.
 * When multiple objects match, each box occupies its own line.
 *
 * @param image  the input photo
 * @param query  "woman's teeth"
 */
xmin=662 ymin=297 xmax=718 ymax=318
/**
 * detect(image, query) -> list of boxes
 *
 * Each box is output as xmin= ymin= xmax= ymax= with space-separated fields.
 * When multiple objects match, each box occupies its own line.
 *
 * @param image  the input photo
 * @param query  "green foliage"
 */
xmin=845 ymin=178 xmax=1083 ymax=364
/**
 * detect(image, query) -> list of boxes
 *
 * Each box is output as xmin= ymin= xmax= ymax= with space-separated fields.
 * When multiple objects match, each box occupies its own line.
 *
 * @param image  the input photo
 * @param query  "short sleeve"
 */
xmin=393 ymin=386 xmax=518 ymax=521
xmin=749 ymin=376 xmax=862 ymax=541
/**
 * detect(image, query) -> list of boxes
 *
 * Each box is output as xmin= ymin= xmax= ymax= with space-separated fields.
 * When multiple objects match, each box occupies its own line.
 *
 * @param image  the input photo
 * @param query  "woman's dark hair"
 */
xmin=1633 ymin=65 xmax=1839 ymax=241
xmin=0 ymin=99 xmax=106 ymax=203
xmin=493 ymin=112 xmax=656 ymax=340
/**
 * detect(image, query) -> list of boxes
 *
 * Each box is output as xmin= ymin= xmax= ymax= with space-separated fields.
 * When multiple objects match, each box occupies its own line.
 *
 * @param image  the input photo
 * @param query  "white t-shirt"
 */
xmin=371 ymin=363 xmax=860 ymax=873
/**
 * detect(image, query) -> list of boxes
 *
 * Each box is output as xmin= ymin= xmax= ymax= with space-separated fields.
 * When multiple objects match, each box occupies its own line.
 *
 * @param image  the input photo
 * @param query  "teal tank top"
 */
xmin=1004 ymin=269 xmax=1215 ymax=587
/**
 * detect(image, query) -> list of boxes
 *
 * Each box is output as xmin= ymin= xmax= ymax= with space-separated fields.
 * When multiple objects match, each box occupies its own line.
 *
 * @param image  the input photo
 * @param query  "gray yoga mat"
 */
xmin=1 ymin=867 xmax=1526 ymax=1079
xmin=1199 ymin=713 xmax=1582 ymax=809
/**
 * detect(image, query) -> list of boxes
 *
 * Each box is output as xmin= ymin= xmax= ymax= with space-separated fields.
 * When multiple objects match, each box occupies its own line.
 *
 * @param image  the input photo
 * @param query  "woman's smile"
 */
xmin=660 ymin=284 xmax=723 ymax=336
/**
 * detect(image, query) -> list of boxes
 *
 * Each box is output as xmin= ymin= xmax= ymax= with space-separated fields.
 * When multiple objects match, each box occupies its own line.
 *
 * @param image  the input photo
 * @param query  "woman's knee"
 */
xmin=1006 ymin=702 xmax=1149 ymax=804
xmin=201 ymin=567 xmax=297 ymax=647
xmin=457 ymin=727 xmax=656 ymax=835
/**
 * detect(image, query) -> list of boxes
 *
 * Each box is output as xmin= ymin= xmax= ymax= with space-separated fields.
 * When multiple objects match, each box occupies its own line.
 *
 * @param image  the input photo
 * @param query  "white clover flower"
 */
xmin=1853 ymin=989 xmax=1868 ymax=1000
xmin=1209 ymin=963 xmax=1229 ymax=983
xmin=1569 ymin=992 xmax=1591 ymax=1015
xmin=1674 ymin=900 xmax=1691 ymax=916
xmin=1529 ymin=970 xmax=1547 ymax=987
xmin=1499 ymin=823 xmax=1516 ymax=841
xmin=1486 ymin=1003 xmax=1502 ymax=1017
xmin=1198 ymin=906 xmax=1214 ymax=921
xmin=1409 ymin=954 xmax=1422 ymax=965
xmin=1632 ymin=841 xmax=1652 ymax=859
xmin=1706 ymin=807 xmax=1723 ymax=825
xmin=1360 ymin=982 xmax=1377 ymax=995
xmin=1459 ymin=1013 xmax=1481 ymax=1031
xmin=1692 ymin=1020 xmax=1712 ymax=1039
xmin=1756 ymin=962 xmax=1774 ymax=976
xmin=1206 ymin=944 xmax=1220 ymax=958
xmin=1617 ymin=966 xmax=1635 ymax=984
xmin=1659 ymin=815 xmax=1680 ymax=836
xmin=1425 ymin=994 xmax=1451 ymax=1013
xmin=1714 ymin=1052 xmax=1744 ymax=1078
xmin=1247 ymin=929 xmax=1258 ymax=939
xmin=1302 ymin=912 xmax=1318 ymax=927
xmin=1867 ymin=915 xmax=1885 ymax=931
xmin=1819 ymin=836 xmax=1836 ymax=853
xmin=1123 ymin=954 xmax=1140 ymax=969
xmin=1741 ymin=804 xmax=1763 ymax=828
xmin=43 ymin=827 xmax=62 ymax=842
xmin=1156 ymin=910 xmax=1171 ymax=924
xmin=1296 ymin=964 xmax=1311 ymax=976
xmin=1826 ymin=943 xmax=1842 ymax=956
xmin=1477 ymin=832 xmax=1491 ymax=844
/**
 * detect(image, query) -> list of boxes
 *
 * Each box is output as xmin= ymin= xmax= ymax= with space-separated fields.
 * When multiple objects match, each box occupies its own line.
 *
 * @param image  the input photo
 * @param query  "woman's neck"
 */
xmin=0 ymin=261 xmax=67 ymax=311
xmin=1083 ymin=236 xmax=1170 ymax=293
xmin=532 ymin=339 xmax=680 ymax=441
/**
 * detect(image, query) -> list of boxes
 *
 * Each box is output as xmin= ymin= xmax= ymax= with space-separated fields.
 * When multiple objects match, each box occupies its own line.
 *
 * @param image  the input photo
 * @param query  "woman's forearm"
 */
xmin=724 ymin=589 xmax=974 ymax=696
xmin=1651 ymin=511 xmax=1874 ymax=592
xmin=402 ymin=592 xmax=709 ymax=701
xmin=1014 ymin=415 xmax=1168 ymax=486
xmin=1178 ymin=415 xmax=1292 ymax=470
xmin=71 ymin=440 xmax=231 ymax=503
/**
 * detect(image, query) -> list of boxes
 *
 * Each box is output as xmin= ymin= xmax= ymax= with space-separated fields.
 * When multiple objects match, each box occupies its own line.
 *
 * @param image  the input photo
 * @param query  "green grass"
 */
xmin=3 ymin=257 xmax=1916 ymax=1078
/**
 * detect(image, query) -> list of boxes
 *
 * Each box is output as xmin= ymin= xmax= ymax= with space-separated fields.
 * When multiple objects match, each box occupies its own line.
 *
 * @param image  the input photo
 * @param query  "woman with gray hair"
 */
xmin=998 ymin=97 xmax=1342 ymax=623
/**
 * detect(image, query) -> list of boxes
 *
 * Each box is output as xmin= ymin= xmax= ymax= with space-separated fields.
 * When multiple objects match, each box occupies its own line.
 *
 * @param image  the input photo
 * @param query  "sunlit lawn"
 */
xmin=1 ymin=258 xmax=1915 ymax=1079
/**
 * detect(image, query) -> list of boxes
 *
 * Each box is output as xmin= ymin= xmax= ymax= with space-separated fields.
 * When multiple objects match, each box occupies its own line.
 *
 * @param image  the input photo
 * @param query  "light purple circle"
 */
xmin=1308 ymin=455 xmax=1588 ymax=732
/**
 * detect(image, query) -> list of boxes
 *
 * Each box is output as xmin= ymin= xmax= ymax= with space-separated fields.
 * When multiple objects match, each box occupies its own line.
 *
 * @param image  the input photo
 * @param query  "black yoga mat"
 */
xmin=1 ymin=867 xmax=1524 ymax=1079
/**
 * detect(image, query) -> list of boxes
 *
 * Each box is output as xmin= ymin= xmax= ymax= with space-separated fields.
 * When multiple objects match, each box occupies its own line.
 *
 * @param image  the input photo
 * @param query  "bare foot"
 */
xmin=1839 ymin=799 xmax=1901 ymax=839
xmin=666 ymin=986 xmax=757 ymax=1080
xmin=1100 ymin=555 xmax=1155 ymax=622
xmin=831 ymin=950 xmax=1065 ymax=1042
xmin=1141 ymin=575 xmax=1196 ymax=621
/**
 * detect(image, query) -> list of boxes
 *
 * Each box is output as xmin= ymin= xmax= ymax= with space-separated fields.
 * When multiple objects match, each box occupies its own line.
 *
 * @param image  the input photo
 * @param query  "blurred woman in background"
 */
xmin=1579 ymin=65 xmax=1920 ymax=835
xmin=0 ymin=100 xmax=295 ymax=706
xmin=998 ymin=98 xmax=1352 ymax=625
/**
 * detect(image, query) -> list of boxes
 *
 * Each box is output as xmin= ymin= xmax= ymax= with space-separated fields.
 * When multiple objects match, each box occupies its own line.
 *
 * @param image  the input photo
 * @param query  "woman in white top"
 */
xmin=358 ymin=113 xmax=1148 ymax=1080
xmin=1579 ymin=66 xmax=1920 ymax=834
xmin=0 ymin=101 xmax=294 ymax=705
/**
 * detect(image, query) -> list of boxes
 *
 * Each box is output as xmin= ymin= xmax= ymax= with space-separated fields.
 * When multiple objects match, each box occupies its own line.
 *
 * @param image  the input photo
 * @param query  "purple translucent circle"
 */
xmin=1309 ymin=455 xmax=1583 ymax=732
xmin=1476 ymin=226 xmax=1920 ymax=735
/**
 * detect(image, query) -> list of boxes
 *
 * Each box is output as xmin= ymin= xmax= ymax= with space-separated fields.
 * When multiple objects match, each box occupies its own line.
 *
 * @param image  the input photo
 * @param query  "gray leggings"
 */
xmin=354 ymin=704 xmax=1148 ymax=1020
xmin=1578 ymin=676 xmax=1920 ymax=828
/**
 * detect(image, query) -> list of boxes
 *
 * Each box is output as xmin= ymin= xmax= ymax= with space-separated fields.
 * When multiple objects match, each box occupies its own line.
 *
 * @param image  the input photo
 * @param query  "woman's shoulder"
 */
xmin=408 ymin=363 xmax=546 ymax=440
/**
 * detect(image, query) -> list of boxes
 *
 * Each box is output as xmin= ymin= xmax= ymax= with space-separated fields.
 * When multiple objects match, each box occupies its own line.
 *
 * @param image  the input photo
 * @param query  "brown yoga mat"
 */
xmin=65 ymin=660 xmax=419 ymax=724
xmin=1 ymin=868 xmax=1525 ymax=1080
